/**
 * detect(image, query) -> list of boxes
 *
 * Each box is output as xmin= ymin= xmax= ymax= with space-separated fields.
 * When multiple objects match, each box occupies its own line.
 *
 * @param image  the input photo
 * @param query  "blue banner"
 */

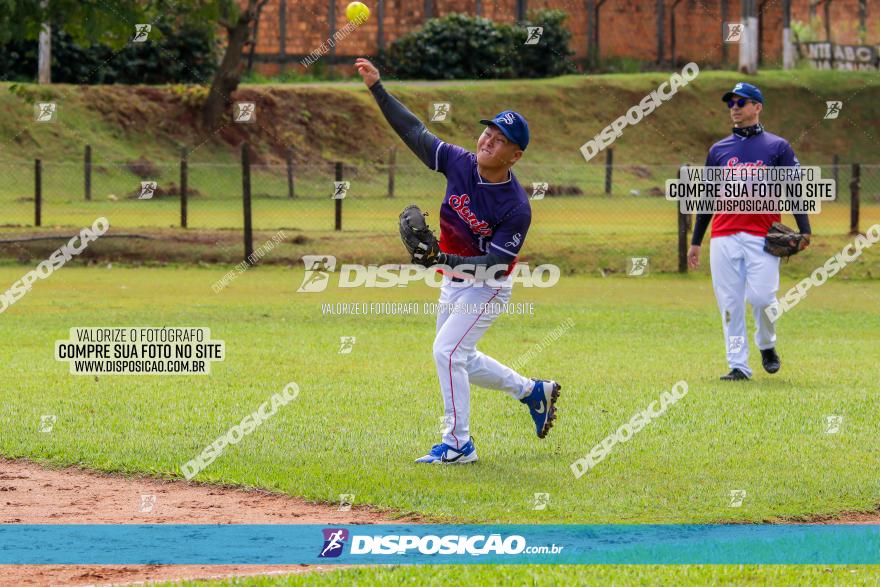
xmin=1 ymin=524 xmax=878 ymax=565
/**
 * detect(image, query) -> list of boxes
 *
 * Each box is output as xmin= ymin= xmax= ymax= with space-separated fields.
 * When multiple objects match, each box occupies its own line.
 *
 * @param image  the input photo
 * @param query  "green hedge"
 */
xmin=387 ymin=10 xmax=575 ymax=80
xmin=0 ymin=22 xmax=218 ymax=84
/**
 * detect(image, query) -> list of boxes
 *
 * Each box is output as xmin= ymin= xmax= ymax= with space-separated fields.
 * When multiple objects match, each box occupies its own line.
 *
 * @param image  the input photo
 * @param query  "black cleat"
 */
xmin=720 ymin=368 xmax=750 ymax=381
xmin=761 ymin=348 xmax=781 ymax=374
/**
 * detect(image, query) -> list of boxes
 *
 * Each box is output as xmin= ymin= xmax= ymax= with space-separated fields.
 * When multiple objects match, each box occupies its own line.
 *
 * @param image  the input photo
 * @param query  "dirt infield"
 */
xmin=0 ymin=458 xmax=418 ymax=586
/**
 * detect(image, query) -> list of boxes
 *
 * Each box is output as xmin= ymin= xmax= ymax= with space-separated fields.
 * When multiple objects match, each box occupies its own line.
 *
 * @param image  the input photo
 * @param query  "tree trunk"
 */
xmin=202 ymin=15 xmax=251 ymax=129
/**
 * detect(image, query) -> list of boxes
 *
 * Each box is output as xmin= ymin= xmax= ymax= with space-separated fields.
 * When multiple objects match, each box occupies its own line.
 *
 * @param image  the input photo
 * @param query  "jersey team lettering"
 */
xmin=449 ymin=194 xmax=493 ymax=236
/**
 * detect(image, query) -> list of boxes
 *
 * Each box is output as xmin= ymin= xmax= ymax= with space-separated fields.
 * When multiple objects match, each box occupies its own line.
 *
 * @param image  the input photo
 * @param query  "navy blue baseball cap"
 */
xmin=722 ymin=82 xmax=764 ymax=104
xmin=479 ymin=110 xmax=530 ymax=150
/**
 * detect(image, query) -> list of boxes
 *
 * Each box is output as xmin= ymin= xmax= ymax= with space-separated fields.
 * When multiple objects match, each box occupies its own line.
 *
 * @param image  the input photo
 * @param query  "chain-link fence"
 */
xmin=3 ymin=150 xmax=879 ymax=271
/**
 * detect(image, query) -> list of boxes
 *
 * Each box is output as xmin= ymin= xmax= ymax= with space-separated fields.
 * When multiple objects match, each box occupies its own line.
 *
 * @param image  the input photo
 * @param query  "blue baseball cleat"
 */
xmin=520 ymin=380 xmax=561 ymax=439
xmin=415 ymin=439 xmax=478 ymax=464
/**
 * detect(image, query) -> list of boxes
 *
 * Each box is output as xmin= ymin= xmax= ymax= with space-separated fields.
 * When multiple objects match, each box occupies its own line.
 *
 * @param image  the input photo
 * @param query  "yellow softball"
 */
xmin=346 ymin=2 xmax=370 ymax=24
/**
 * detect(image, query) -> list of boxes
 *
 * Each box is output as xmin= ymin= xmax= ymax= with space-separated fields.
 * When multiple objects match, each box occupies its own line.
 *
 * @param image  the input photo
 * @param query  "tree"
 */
xmin=201 ymin=0 xmax=270 ymax=130
xmin=0 ymin=0 xmax=269 ymax=130
xmin=0 ymin=0 xmax=214 ymax=83
xmin=0 ymin=0 xmax=146 ymax=50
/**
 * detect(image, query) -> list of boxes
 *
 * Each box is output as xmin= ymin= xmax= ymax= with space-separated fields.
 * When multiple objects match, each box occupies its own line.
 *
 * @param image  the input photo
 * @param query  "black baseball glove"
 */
xmin=764 ymin=221 xmax=809 ymax=257
xmin=398 ymin=205 xmax=444 ymax=267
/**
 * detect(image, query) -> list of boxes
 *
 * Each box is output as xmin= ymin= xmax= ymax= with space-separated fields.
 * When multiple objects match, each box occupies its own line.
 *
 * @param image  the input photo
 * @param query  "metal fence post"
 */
xmin=335 ymin=161 xmax=343 ymax=231
xmin=84 ymin=145 xmax=92 ymax=201
xmin=605 ymin=148 xmax=613 ymax=194
xmin=287 ymin=148 xmax=295 ymax=198
xmin=35 ymin=159 xmax=42 ymax=227
xmin=387 ymin=147 xmax=396 ymax=198
xmin=850 ymin=162 xmax=860 ymax=235
xmin=242 ymin=143 xmax=254 ymax=263
xmin=180 ymin=147 xmax=188 ymax=228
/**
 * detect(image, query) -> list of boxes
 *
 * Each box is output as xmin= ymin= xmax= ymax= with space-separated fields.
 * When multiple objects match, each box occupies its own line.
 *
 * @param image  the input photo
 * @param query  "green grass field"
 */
xmin=1 ymin=266 xmax=878 ymax=523
xmin=163 ymin=564 xmax=880 ymax=586
xmin=1 ymin=260 xmax=878 ymax=583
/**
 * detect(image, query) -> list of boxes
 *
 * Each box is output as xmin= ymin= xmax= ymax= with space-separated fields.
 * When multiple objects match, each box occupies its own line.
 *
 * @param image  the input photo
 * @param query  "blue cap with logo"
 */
xmin=479 ymin=110 xmax=530 ymax=150
xmin=722 ymin=82 xmax=764 ymax=104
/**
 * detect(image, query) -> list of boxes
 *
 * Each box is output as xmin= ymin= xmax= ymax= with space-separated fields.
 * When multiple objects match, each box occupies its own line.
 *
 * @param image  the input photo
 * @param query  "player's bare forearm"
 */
xmin=687 ymin=245 xmax=701 ymax=269
xmin=355 ymin=58 xmax=438 ymax=169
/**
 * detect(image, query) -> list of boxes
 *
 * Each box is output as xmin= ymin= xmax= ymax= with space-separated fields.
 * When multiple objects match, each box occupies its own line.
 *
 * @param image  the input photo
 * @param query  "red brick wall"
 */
xmin=245 ymin=0 xmax=879 ymax=73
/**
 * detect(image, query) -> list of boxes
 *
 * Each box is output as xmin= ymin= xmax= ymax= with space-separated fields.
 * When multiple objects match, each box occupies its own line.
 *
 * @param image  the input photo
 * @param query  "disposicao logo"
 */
xmin=297 ymin=255 xmax=560 ymax=291
xmin=341 ymin=533 xmax=527 ymax=555
xmin=319 ymin=528 xmax=349 ymax=558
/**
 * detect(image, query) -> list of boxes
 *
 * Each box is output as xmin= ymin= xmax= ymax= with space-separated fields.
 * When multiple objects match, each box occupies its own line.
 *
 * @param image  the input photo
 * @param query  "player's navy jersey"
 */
xmin=705 ymin=130 xmax=799 ymax=239
xmin=430 ymin=138 xmax=532 ymax=269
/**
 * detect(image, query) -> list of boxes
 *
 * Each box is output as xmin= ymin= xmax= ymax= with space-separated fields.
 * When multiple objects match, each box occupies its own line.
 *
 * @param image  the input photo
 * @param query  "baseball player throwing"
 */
xmin=688 ymin=82 xmax=811 ymax=380
xmin=355 ymin=57 xmax=560 ymax=463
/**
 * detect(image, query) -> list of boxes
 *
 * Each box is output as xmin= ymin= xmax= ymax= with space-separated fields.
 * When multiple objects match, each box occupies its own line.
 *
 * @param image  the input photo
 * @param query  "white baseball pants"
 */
xmin=433 ymin=276 xmax=532 ymax=449
xmin=709 ymin=232 xmax=780 ymax=377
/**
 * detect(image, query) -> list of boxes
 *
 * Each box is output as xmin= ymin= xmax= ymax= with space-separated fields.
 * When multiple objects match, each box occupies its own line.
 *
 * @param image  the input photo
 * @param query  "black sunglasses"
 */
xmin=727 ymin=98 xmax=753 ymax=108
